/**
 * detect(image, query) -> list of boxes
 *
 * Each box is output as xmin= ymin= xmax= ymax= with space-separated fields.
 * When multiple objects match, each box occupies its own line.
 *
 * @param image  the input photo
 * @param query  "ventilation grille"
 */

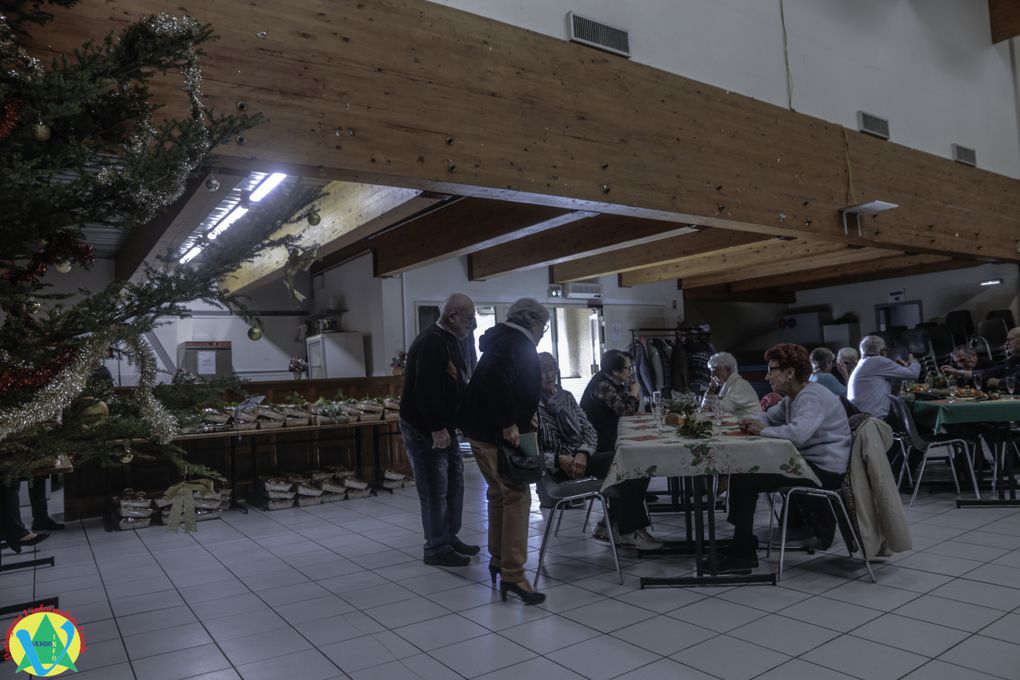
xmin=564 ymin=282 xmax=603 ymax=299
xmin=856 ymin=111 xmax=890 ymax=140
xmin=567 ymin=12 xmax=630 ymax=58
xmin=951 ymin=143 xmax=977 ymax=167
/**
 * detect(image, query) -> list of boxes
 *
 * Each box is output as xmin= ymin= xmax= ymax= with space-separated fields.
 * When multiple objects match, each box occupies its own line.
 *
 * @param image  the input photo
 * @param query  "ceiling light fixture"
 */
xmin=207 ymin=206 xmax=249 ymax=240
xmin=179 ymin=244 xmax=203 ymax=264
xmin=980 ymin=279 xmax=1002 ymax=287
xmin=249 ymin=172 xmax=287 ymax=203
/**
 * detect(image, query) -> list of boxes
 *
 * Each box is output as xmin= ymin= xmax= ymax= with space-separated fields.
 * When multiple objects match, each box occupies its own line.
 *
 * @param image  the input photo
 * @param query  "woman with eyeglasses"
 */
xmin=579 ymin=349 xmax=663 ymax=551
xmin=535 ymin=352 xmax=598 ymax=486
xmin=716 ymin=343 xmax=851 ymax=574
xmin=460 ymin=298 xmax=550 ymax=605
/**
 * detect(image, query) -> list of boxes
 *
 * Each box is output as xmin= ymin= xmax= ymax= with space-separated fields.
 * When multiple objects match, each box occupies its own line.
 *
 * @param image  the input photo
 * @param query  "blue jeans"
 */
xmin=399 ymin=419 xmax=465 ymax=558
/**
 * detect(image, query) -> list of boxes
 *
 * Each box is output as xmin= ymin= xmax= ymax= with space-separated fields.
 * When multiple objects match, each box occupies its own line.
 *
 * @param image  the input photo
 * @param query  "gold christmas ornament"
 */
xmin=247 ymin=325 xmax=263 ymax=341
xmin=119 ymin=444 xmax=133 ymax=464
xmin=77 ymin=397 xmax=109 ymax=429
xmin=54 ymin=260 xmax=72 ymax=274
xmin=307 ymin=212 xmax=321 ymax=226
xmin=32 ymin=122 xmax=51 ymax=141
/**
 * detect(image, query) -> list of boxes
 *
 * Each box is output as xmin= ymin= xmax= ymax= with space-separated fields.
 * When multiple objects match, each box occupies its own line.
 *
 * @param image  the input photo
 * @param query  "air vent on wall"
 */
xmin=856 ymin=111 xmax=890 ymax=140
xmin=566 ymin=12 xmax=630 ymax=58
xmin=951 ymin=144 xmax=977 ymax=167
xmin=564 ymin=282 xmax=603 ymax=300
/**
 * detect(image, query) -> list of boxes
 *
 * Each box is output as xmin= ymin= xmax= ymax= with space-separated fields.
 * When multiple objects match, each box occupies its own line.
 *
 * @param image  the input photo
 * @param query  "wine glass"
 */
xmin=947 ymin=375 xmax=957 ymax=403
xmin=973 ymin=372 xmax=983 ymax=392
xmin=1006 ymin=376 xmax=1016 ymax=398
xmin=651 ymin=390 xmax=663 ymax=430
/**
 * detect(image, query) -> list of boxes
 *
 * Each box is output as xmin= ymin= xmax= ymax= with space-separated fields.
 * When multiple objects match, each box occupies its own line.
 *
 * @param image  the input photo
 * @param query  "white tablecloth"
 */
xmin=603 ymin=414 xmax=820 ymax=490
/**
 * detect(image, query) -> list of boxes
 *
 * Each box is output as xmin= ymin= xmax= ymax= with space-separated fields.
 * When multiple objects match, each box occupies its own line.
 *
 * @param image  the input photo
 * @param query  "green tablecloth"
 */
xmin=910 ymin=398 xmax=1020 ymax=433
xmin=605 ymin=414 xmax=819 ymax=491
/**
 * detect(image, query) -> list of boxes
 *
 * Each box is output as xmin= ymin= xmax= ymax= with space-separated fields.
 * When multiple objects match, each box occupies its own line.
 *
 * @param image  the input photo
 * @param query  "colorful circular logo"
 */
xmin=5 ymin=607 xmax=83 ymax=676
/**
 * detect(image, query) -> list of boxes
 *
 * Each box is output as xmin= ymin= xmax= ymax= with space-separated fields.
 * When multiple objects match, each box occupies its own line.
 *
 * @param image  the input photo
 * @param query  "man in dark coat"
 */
xmin=399 ymin=293 xmax=479 ymax=567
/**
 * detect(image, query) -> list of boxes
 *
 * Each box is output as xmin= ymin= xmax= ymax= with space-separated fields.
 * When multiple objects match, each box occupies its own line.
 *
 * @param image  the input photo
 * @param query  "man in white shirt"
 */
xmin=701 ymin=352 xmax=761 ymax=419
xmin=847 ymin=335 xmax=920 ymax=420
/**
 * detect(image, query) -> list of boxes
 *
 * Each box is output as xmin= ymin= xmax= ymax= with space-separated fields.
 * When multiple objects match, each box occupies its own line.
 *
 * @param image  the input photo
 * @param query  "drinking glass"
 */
xmin=947 ymin=376 xmax=957 ymax=403
xmin=651 ymin=390 xmax=663 ymax=430
xmin=973 ymin=373 xmax=983 ymax=391
xmin=1006 ymin=376 xmax=1016 ymax=397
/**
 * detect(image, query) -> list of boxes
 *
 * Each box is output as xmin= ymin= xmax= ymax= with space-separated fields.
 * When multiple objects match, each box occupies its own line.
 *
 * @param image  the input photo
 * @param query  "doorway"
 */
xmin=875 ymin=300 xmax=923 ymax=332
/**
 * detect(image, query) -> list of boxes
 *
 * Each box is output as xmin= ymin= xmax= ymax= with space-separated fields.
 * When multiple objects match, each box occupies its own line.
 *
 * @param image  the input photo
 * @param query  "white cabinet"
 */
xmin=306 ymin=333 xmax=366 ymax=378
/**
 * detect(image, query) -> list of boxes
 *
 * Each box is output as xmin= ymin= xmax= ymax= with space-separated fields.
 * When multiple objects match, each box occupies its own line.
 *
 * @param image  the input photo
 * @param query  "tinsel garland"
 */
xmin=0 ymin=331 xmax=114 ymax=443
xmin=123 ymin=335 xmax=178 ymax=445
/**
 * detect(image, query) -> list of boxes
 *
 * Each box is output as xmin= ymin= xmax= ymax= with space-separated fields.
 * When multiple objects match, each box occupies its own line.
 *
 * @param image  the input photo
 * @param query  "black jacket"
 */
xmin=459 ymin=323 xmax=541 ymax=444
xmin=399 ymin=323 xmax=467 ymax=435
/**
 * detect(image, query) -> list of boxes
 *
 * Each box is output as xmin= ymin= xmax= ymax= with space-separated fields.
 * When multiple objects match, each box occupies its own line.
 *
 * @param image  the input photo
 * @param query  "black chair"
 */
xmin=533 ymin=468 xmax=622 ymax=588
xmin=986 ymin=309 xmax=1016 ymax=330
xmin=887 ymin=396 xmax=979 ymax=505
xmin=946 ymin=310 xmax=975 ymax=346
xmin=975 ymin=319 xmax=1009 ymax=361
xmin=928 ymin=326 xmax=955 ymax=365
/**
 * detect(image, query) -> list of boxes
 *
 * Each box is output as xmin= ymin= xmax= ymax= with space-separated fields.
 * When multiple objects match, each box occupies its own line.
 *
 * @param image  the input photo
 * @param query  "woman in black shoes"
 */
xmin=460 ymin=298 xmax=549 ymax=605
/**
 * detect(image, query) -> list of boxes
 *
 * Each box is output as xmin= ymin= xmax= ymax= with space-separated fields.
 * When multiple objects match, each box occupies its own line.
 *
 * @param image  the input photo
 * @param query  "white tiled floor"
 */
xmin=3 ymin=464 xmax=1020 ymax=679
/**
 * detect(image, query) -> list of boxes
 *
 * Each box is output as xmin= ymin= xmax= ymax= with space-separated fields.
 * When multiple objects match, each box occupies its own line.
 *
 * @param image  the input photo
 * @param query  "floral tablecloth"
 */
xmin=603 ymin=414 xmax=820 ymax=491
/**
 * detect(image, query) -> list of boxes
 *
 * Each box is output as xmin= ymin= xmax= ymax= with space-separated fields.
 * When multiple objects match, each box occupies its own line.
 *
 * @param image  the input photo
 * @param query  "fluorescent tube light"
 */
xmin=208 ymin=206 xmax=249 ymax=240
xmin=179 ymin=245 xmax=203 ymax=264
xmin=980 ymin=279 xmax=1002 ymax=287
xmin=249 ymin=172 xmax=287 ymax=203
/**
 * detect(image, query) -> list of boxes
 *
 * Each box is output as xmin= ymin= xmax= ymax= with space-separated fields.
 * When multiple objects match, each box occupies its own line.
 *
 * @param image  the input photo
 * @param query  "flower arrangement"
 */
xmin=390 ymin=351 xmax=407 ymax=371
xmin=289 ymin=356 xmax=308 ymax=375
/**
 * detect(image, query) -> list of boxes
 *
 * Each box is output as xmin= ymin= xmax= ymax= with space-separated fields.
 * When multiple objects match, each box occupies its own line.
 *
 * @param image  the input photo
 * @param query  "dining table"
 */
xmin=909 ymin=396 xmax=1020 ymax=507
xmin=606 ymin=414 xmax=818 ymax=587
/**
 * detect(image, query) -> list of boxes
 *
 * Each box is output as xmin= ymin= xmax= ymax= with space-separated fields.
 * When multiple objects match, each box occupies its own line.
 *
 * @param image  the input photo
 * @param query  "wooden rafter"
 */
xmin=989 ymin=0 xmax=1020 ymax=43
xmin=680 ymin=246 xmax=896 ymax=289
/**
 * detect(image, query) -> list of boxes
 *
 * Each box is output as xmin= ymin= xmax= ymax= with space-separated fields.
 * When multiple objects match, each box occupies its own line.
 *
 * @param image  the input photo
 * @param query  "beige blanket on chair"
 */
xmin=850 ymin=418 xmax=913 ymax=557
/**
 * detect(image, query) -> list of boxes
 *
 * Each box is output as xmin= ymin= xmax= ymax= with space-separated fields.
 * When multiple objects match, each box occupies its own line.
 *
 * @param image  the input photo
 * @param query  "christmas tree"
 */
xmin=0 ymin=1 xmax=318 ymax=480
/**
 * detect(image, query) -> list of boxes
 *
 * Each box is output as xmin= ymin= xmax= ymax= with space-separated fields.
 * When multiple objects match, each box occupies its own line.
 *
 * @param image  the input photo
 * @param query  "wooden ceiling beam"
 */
xmin=681 ymin=284 xmax=796 ymax=304
xmin=989 ymin=0 xmax=1020 ymax=43
xmin=371 ymin=198 xmax=573 ymax=277
xmin=617 ymin=239 xmax=853 ymax=287
xmin=468 ymin=214 xmax=699 ymax=281
xmin=550 ymin=229 xmax=771 ymax=284
xmin=32 ymin=0 xmax=1020 ymax=263
xmin=680 ymin=246 xmax=897 ymax=289
xmin=775 ymin=258 xmax=978 ymax=293
xmin=728 ymin=253 xmax=951 ymax=292
xmin=222 ymin=181 xmax=430 ymax=293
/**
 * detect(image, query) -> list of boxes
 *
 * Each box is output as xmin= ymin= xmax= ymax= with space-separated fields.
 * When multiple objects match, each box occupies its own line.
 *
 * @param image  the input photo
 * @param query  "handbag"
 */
xmin=497 ymin=431 xmax=542 ymax=484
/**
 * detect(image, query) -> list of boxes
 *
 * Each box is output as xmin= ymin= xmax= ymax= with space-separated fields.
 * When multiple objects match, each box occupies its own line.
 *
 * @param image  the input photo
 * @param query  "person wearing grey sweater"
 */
xmin=713 ymin=343 xmax=851 ymax=575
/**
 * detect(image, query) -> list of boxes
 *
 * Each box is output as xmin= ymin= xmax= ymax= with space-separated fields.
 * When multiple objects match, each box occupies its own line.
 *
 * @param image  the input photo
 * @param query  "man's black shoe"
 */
xmin=700 ymin=550 xmax=758 ymax=575
xmin=450 ymin=539 xmax=480 ymax=556
xmin=424 ymin=549 xmax=470 ymax=567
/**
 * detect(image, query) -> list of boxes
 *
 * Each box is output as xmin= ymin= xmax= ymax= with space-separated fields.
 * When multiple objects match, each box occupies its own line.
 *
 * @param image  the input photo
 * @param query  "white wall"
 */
xmin=311 ymin=253 xmax=681 ymax=374
xmin=795 ymin=262 xmax=1020 ymax=332
xmin=429 ymin=0 xmax=1020 ymax=179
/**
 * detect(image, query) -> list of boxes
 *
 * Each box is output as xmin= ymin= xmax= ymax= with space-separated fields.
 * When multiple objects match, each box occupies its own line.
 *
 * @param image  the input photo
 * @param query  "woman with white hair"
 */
xmin=460 ymin=298 xmax=550 ymax=605
xmin=835 ymin=347 xmax=859 ymax=384
xmin=702 ymin=352 xmax=761 ymax=419
xmin=809 ymin=347 xmax=846 ymax=397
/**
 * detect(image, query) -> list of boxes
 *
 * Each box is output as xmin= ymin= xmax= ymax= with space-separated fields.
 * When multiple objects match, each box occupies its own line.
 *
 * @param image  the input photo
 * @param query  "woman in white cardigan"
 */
xmin=702 ymin=352 xmax=761 ymax=419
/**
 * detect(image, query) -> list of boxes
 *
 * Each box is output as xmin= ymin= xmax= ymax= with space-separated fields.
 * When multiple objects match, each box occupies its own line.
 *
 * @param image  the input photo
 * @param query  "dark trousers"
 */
xmin=726 ymin=464 xmax=844 ymax=554
xmin=586 ymin=451 xmax=652 ymax=535
xmin=1 ymin=481 xmax=31 ymax=542
xmin=399 ymin=420 xmax=465 ymax=558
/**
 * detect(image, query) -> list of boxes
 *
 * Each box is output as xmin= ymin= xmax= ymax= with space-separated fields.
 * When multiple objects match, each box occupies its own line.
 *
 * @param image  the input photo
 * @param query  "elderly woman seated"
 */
xmin=536 ymin=352 xmax=598 ymax=487
xmin=714 ymin=343 xmax=852 ymax=574
xmin=835 ymin=347 xmax=859 ymax=385
xmin=701 ymin=352 xmax=761 ymax=419
xmin=809 ymin=347 xmax=846 ymax=397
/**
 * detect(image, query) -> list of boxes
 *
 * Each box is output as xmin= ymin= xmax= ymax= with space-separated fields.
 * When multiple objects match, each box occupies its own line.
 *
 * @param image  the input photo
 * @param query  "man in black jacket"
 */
xmin=399 ymin=293 xmax=479 ymax=567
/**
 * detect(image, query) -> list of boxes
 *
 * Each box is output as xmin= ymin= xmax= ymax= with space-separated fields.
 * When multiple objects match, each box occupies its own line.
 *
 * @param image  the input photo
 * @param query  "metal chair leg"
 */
xmin=910 ymin=447 xmax=933 ymax=506
xmin=946 ymin=444 xmax=962 ymax=496
xmin=553 ymin=504 xmax=566 ymax=537
xmin=582 ymin=498 xmax=595 ymax=534
xmin=835 ymin=497 xmax=876 ymax=583
xmin=600 ymin=494 xmax=623 ymax=585
xmin=766 ymin=492 xmax=776 ymax=559
xmin=534 ymin=499 xmax=562 ymax=589
xmin=778 ymin=492 xmax=792 ymax=583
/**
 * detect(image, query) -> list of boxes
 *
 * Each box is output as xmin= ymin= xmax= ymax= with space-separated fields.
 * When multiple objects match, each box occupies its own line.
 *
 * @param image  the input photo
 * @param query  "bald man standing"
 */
xmin=399 ymin=293 xmax=480 ymax=567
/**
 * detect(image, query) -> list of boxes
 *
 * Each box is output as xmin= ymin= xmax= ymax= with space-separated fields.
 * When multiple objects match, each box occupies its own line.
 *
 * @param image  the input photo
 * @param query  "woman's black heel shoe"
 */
xmin=499 ymin=579 xmax=545 ymax=605
xmin=488 ymin=565 xmax=500 ymax=587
